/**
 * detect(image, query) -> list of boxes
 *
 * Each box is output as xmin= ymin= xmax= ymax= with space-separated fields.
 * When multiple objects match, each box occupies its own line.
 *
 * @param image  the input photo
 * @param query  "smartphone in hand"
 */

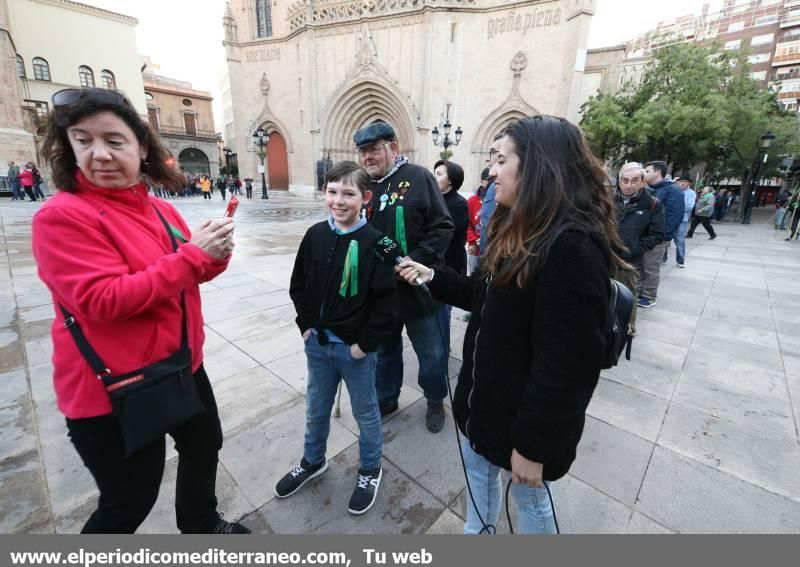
xmin=224 ymin=195 xmax=239 ymax=218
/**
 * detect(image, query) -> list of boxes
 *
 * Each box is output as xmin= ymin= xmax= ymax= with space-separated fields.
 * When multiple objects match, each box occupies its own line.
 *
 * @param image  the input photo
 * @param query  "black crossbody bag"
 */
xmin=59 ymin=206 xmax=205 ymax=456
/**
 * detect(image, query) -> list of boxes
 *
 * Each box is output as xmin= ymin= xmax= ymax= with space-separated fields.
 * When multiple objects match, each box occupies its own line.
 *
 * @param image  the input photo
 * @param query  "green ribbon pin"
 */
xmin=168 ymin=224 xmax=188 ymax=243
xmin=339 ymin=240 xmax=359 ymax=298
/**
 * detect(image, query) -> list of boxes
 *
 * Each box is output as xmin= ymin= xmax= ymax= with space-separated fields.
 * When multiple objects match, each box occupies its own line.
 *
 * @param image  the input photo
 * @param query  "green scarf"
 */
xmin=339 ymin=240 xmax=359 ymax=298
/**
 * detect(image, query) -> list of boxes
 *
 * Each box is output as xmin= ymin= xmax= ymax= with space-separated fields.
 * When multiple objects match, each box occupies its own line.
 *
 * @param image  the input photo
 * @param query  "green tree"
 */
xmin=580 ymin=41 xmax=800 ymax=179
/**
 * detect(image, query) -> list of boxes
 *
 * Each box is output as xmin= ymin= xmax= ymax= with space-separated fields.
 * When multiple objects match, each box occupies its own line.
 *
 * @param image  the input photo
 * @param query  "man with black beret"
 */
xmin=354 ymin=121 xmax=454 ymax=433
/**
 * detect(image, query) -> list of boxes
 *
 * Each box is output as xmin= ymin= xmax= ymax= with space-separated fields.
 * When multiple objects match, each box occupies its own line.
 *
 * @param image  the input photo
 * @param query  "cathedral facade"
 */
xmin=221 ymin=0 xmax=596 ymax=194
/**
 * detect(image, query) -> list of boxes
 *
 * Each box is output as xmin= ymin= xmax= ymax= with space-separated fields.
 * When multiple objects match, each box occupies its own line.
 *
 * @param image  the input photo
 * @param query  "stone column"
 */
xmin=0 ymin=0 xmax=37 ymax=170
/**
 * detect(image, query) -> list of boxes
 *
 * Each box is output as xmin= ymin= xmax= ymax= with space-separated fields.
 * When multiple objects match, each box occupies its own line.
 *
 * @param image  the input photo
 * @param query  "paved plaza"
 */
xmin=2 ymin=194 xmax=800 ymax=534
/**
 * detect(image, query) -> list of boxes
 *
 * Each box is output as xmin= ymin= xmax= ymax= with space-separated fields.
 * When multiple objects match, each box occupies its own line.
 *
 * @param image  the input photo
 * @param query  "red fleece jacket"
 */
xmin=32 ymin=172 xmax=230 ymax=419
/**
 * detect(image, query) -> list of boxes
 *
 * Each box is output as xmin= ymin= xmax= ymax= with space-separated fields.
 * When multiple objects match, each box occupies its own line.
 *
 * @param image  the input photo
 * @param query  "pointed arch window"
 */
xmin=256 ymin=0 xmax=273 ymax=38
xmin=101 ymin=69 xmax=116 ymax=89
xmin=79 ymin=65 xmax=95 ymax=88
xmin=32 ymin=57 xmax=50 ymax=81
xmin=16 ymin=55 xmax=26 ymax=79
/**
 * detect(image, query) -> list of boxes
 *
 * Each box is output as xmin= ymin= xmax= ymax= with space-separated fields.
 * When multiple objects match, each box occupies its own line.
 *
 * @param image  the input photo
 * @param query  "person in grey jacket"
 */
xmin=687 ymin=186 xmax=717 ymax=239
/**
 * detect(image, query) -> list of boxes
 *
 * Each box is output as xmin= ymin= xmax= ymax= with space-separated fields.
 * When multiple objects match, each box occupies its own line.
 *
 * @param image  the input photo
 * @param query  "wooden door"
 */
xmin=267 ymin=131 xmax=289 ymax=190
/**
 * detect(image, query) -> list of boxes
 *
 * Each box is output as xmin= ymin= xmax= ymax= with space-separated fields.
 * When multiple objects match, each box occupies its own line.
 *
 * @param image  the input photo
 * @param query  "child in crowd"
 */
xmin=276 ymin=161 xmax=396 ymax=515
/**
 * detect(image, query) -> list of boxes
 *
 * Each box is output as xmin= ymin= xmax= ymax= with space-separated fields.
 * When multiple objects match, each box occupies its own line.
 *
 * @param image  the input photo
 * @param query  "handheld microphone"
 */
xmin=374 ymin=235 xmax=430 ymax=293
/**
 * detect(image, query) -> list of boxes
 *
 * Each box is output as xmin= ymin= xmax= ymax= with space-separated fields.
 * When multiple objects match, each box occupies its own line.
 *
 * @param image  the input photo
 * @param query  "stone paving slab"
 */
xmin=3 ymin=196 xmax=800 ymax=534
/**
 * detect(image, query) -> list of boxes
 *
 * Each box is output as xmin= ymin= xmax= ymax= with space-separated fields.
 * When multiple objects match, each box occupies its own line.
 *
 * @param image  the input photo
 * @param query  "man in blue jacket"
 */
xmin=640 ymin=161 xmax=684 ymax=308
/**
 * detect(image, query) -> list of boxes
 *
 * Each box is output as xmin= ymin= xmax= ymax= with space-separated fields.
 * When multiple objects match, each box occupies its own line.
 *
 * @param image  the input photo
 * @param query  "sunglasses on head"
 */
xmin=52 ymin=88 xmax=129 ymax=108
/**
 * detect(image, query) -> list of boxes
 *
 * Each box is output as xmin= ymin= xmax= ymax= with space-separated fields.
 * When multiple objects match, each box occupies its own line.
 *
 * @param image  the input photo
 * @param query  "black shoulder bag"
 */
xmin=59 ymin=206 xmax=205 ymax=456
xmin=602 ymin=278 xmax=634 ymax=369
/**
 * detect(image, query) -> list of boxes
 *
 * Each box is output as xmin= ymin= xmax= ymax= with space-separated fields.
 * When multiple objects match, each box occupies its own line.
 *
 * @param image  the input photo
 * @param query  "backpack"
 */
xmin=602 ymin=278 xmax=634 ymax=369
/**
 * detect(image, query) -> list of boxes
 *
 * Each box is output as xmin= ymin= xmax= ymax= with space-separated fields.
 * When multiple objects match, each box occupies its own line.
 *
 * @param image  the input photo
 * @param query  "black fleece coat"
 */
xmin=428 ymin=229 xmax=610 ymax=480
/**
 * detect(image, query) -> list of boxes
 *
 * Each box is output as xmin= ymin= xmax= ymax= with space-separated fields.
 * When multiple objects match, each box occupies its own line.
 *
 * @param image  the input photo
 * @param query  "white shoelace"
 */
xmin=290 ymin=464 xmax=307 ymax=478
xmin=357 ymin=474 xmax=378 ymax=490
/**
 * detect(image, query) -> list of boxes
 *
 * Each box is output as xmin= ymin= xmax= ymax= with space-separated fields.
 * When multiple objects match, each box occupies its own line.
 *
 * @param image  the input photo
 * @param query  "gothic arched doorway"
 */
xmin=178 ymin=147 xmax=210 ymax=175
xmin=267 ymin=131 xmax=289 ymax=190
xmin=321 ymin=79 xmax=416 ymax=164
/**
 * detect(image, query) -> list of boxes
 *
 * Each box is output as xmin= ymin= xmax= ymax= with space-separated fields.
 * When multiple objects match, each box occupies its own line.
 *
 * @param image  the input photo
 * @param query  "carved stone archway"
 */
xmin=472 ymin=51 xmax=538 ymax=172
xmin=320 ymin=27 xmax=418 ymax=163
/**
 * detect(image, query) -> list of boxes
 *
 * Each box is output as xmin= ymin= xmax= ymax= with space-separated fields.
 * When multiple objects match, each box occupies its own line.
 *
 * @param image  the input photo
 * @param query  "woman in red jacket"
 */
xmin=19 ymin=163 xmax=36 ymax=201
xmin=32 ymin=88 xmax=249 ymax=534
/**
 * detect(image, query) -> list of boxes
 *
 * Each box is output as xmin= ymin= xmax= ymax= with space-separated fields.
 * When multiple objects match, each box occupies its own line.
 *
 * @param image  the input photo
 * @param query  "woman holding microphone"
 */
xmin=397 ymin=115 xmax=627 ymax=534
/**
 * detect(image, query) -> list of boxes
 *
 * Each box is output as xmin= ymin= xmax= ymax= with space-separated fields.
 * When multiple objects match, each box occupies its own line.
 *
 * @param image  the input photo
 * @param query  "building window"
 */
xmin=256 ymin=0 xmax=273 ymax=38
xmin=751 ymin=33 xmax=774 ymax=46
xmin=78 ymin=65 xmax=95 ymax=88
xmin=751 ymin=70 xmax=767 ymax=81
xmin=25 ymin=100 xmax=49 ymax=130
xmin=754 ymin=15 xmax=778 ymax=27
xmin=16 ymin=55 xmax=25 ymax=79
xmin=182 ymin=98 xmax=193 ymax=106
xmin=32 ymin=57 xmax=50 ymax=81
xmin=147 ymin=107 xmax=159 ymax=129
xmin=728 ymin=21 xmax=745 ymax=33
xmin=183 ymin=113 xmax=197 ymax=136
xmin=724 ymin=39 xmax=741 ymax=50
xmin=748 ymin=53 xmax=771 ymax=64
xmin=100 ymin=70 xmax=116 ymax=89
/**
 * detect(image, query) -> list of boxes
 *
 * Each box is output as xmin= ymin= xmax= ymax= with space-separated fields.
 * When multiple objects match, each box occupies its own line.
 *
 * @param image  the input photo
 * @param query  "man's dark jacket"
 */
xmin=367 ymin=162 xmax=453 ymax=315
xmin=649 ymin=179 xmax=683 ymax=242
xmin=615 ymin=189 xmax=665 ymax=261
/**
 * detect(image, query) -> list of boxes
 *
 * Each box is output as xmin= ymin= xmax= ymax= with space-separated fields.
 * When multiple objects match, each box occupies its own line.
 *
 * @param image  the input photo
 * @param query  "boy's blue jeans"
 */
xmin=462 ymin=441 xmax=557 ymax=534
xmin=303 ymin=339 xmax=382 ymax=471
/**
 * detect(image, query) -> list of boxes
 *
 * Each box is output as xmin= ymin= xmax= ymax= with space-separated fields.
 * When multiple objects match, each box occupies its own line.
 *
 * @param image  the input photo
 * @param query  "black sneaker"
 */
xmin=426 ymin=401 xmax=445 ymax=433
xmin=348 ymin=467 xmax=382 ymax=515
xmin=274 ymin=458 xmax=328 ymax=498
xmin=379 ymin=399 xmax=399 ymax=416
xmin=211 ymin=513 xmax=251 ymax=534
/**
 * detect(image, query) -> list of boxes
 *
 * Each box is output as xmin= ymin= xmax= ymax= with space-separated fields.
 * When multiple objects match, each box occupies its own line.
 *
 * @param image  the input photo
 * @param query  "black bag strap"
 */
xmin=58 ymin=203 xmax=188 ymax=379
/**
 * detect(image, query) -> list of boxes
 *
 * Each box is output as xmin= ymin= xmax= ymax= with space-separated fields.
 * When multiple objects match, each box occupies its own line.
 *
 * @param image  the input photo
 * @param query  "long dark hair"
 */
xmin=482 ymin=115 xmax=627 ymax=288
xmin=40 ymin=89 xmax=185 ymax=191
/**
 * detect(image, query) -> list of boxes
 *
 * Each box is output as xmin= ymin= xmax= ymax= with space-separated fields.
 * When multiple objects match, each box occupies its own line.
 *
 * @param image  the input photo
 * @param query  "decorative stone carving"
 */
xmin=288 ymin=0 xmax=476 ymax=32
xmin=510 ymin=51 xmax=528 ymax=75
xmin=260 ymin=73 xmax=270 ymax=95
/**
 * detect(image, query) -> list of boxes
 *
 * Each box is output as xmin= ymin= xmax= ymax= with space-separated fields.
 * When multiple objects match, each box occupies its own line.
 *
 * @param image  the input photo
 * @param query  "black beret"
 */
xmin=353 ymin=122 xmax=396 ymax=148
xmin=676 ymin=175 xmax=693 ymax=182
xmin=481 ymin=167 xmax=491 ymax=180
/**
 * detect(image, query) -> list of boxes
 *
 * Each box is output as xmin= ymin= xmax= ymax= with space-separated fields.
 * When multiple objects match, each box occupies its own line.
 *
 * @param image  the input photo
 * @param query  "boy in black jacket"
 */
xmin=275 ymin=161 xmax=396 ymax=515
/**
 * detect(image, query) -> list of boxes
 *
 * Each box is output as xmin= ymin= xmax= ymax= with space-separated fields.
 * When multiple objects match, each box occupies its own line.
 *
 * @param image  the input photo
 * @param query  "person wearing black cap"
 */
xmin=354 ymin=121 xmax=454 ymax=433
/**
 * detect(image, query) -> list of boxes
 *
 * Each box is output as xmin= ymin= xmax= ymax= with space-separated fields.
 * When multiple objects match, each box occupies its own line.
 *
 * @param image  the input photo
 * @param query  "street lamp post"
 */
xmin=223 ymin=147 xmax=233 ymax=171
xmin=252 ymin=128 xmax=270 ymax=199
xmin=431 ymin=108 xmax=463 ymax=159
xmin=742 ymin=131 xmax=776 ymax=224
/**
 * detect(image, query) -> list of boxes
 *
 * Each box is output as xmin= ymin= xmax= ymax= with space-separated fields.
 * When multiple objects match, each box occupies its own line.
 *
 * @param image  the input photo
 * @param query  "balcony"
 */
xmin=156 ymin=125 xmax=217 ymax=140
xmin=770 ymin=69 xmax=800 ymax=81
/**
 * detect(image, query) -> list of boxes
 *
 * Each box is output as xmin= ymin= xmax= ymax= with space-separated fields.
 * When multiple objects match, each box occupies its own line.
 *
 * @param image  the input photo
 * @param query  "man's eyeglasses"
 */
xmin=52 ymin=88 xmax=128 ymax=108
xmin=356 ymin=143 xmax=390 ymax=157
xmin=620 ymin=177 xmax=642 ymax=184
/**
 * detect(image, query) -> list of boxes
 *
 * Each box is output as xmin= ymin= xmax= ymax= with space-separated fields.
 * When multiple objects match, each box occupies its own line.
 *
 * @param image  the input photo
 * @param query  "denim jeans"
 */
xmin=675 ymin=220 xmax=688 ymax=264
xmin=303 ymin=339 xmax=382 ymax=470
xmin=376 ymin=311 xmax=448 ymax=404
xmin=462 ymin=441 xmax=556 ymax=534
xmin=436 ymin=304 xmax=453 ymax=355
xmin=10 ymin=180 xmax=21 ymax=200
